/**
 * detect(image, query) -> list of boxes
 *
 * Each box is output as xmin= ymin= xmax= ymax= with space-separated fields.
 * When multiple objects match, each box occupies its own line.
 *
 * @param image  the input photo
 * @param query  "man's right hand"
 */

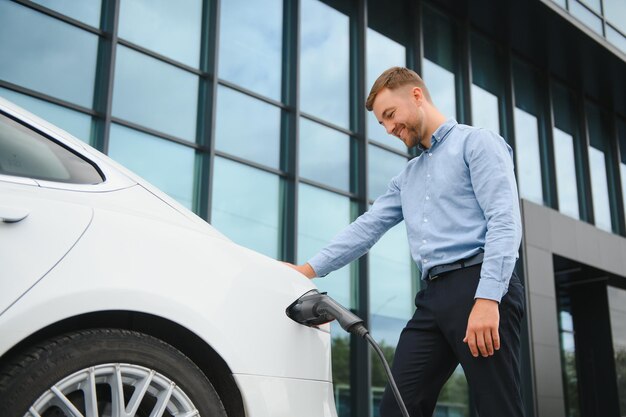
xmin=282 ymin=262 xmax=316 ymax=279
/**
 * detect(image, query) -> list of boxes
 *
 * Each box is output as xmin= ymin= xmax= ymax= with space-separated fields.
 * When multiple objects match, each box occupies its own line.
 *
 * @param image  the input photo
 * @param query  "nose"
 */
xmin=383 ymin=121 xmax=395 ymax=135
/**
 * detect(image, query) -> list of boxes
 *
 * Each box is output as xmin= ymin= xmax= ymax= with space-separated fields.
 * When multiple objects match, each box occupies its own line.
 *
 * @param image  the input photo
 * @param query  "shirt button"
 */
xmin=427 ymin=174 xmax=431 ymax=178
xmin=428 ymin=153 xmax=432 ymax=157
xmin=423 ymin=218 xmax=428 ymax=223
xmin=425 ymin=196 xmax=430 ymax=200
xmin=423 ymin=259 xmax=429 ymax=263
xmin=422 ymin=239 xmax=427 ymax=244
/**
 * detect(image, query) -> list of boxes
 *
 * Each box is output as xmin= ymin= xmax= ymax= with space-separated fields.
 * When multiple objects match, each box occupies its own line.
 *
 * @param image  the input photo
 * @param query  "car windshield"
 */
xmin=0 ymin=112 xmax=103 ymax=184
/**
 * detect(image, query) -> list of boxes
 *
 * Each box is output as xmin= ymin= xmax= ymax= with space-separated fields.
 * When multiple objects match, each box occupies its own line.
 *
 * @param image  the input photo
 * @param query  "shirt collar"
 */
xmin=417 ymin=118 xmax=458 ymax=152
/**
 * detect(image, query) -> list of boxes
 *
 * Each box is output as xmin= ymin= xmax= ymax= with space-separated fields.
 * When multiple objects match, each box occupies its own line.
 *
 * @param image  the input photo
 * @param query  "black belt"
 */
xmin=427 ymin=252 xmax=484 ymax=281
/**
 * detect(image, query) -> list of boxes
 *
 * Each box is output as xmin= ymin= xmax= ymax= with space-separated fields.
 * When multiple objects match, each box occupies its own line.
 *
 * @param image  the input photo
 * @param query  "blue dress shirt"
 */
xmin=307 ymin=119 xmax=522 ymax=302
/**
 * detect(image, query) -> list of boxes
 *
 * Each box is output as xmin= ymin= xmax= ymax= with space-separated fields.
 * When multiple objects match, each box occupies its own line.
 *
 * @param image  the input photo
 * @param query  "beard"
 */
xmin=399 ymin=111 xmax=424 ymax=148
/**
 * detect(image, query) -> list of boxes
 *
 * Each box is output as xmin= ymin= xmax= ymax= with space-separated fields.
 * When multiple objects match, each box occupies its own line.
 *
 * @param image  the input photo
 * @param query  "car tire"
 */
xmin=0 ymin=328 xmax=227 ymax=417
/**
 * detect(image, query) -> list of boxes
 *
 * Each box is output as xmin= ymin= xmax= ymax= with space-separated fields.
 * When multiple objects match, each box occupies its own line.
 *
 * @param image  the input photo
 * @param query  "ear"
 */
xmin=411 ymin=86 xmax=423 ymax=104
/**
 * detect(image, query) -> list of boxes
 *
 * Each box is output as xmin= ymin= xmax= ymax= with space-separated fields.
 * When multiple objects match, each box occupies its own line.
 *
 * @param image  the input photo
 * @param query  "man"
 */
xmin=286 ymin=67 xmax=524 ymax=417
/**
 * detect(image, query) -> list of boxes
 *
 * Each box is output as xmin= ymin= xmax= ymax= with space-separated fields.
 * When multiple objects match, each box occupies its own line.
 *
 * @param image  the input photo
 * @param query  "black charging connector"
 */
xmin=286 ymin=290 xmax=410 ymax=417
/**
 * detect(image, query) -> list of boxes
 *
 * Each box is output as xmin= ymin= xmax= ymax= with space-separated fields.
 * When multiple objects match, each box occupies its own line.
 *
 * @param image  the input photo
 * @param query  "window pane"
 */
xmin=607 ymin=286 xmax=626 ymax=417
xmin=471 ymin=34 xmax=504 ymax=135
xmin=604 ymin=0 xmax=626 ymax=38
xmin=368 ymin=145 xmax=407 ymax=200
xmin=108 ymin=123 xmax=195 ymax=209
xmin=569 ymin=1 xmax=603 ymax=35
xmin=422 ymin=60 xmax=456 ymax=119
xmin=215 ymin=86 xmax=281 ymax=168
xmin=211 ymin=157 xmax=280 ymax=257
xmin=366 ymin=28 xmax=407 ymax=151
xmin=118 ymin=0 xmax=202 ymax=68
xmin=219 ymin=0 xmax=282 ymax=100
xmin=112 ymin=45 xmax=199 ymax=142
xmin=369 ymin=221 xmax=414 ymax=416
xmin=552 ymin=83 xmax=582 ymax=220
xmin=553 ymin=128 xmax=580 ymax=219
xmin=298 ymin=184 xmax=353 ymax=308
xmin=513 ymin=62 xmax=545 ymax=205
xmin=618 ymin=119 xmax=626 ymax=226
xmin=298 ymin=183 xmax=353 ymax=417
xmin=0 ymin=113 xmax=102 ymax=184
xmin=606 ymin=25 xmax=626 ymax=55
xmin=0 ymin=87 xmax=92 ymax=144
xmin=586 ymin=103 xmax=613 ymax=232
xmin=514 ymin=108 xmax=543 ymax=204
xmin=300 ymin=0 xmax=349 ymax=128
xmin=31 ymin=0 xmax=101 ymax=27
xmin=423 ymin=6 xmax=458 ymax=120
xmin=299 ymin=118 xmax=350 ymax=191
xmin=0 ymin=2 xmax=98 ymax=108
xmin=471 ymin=85 xmax=500 ymax=133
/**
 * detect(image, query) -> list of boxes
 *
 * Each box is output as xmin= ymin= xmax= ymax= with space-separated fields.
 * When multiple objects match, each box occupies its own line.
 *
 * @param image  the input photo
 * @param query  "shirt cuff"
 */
xmin=474 ymin=278 xmax=506 ymax=303
xmin=307 ymin=253 xmax=334 ymax=277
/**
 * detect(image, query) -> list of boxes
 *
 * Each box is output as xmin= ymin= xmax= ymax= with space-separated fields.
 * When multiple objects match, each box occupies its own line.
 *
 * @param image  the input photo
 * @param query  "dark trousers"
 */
xmin=379 ymin=264 xmax=526 ymax=417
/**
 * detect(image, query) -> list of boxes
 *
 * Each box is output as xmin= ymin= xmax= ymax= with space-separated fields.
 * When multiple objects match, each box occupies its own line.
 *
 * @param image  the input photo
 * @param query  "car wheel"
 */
xmin=0 ymin=328 xmax=227 ymax=417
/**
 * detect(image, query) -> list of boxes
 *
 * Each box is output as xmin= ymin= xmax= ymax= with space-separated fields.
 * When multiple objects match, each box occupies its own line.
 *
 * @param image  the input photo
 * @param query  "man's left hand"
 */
xmin=463 ymin=298 xmax=500 ymax=358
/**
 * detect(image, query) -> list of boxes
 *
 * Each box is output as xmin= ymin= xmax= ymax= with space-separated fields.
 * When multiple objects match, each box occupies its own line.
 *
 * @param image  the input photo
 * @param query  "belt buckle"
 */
xmin=429 ymin=274 xmax=439 ymax=281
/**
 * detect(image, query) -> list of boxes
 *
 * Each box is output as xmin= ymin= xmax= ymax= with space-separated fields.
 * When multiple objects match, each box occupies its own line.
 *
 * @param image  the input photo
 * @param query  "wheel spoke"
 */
xmin=27 ymin=407 xmax=43 ymax=417
xmin=148 ymin=382 xmax=175 ymax=417
xmin=110 ymin=364 xmax=126 ymax=417
xmin=125 ymin=370 xmax=155 ymax=415
xmin=51 ymin=386 xmax=85 ymax=417
xmin=178 ymin=410 xmax=200 ymax=417
xmin=82 ymin=367 xmax=99 ymax=417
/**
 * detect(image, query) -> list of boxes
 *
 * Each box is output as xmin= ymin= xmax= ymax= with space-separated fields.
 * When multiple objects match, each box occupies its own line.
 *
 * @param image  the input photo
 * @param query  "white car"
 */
xmin=0 ymin=96 xmax=337 ymax=417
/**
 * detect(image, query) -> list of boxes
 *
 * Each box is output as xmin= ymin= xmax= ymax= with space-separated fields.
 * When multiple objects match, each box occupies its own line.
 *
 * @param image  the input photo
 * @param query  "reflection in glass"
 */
xmin=298 ymin=184 xmax=353 ymax=307
xmin=0 ymin=87 xmax=92 ymax=144
xmin=606 ymin=26 xmax=626 ymax=55
xmin=118 ymin=0 xmax=202 ymax=67
xmin=0 ymin=1 xmax=98 ymax=108
xmin=618 ymin=120 xmax=626 ymax=226
xmin=514 ymin=108 xmax=543 ymax=205
xmin=369 ymin=219 xmax=413 ymax=411
xmin=604 ymin=0 xmax=626 ymax=35
xmin=366 ymin=28 xmax=407 ymax=151
xmin=299 ymin=118 xmax=350 ymax=191
xmin=569 ymin=1 xmax=603 ymax=35
xmin=31 ymin=0 xmax=101 ymax=27
xmin=587 ymin=104 xmax=612 ymax=232
xmin=211 ymin=157 xmax=280 ymax=258
xmin=471 ymin=85 xmax=500 ymax=133
xmin=423 ymin=6 xmax=458 ymax=120
xmin=215 ymin=86 xmax=281 ymax=168
xmin=108 ymin=123 xmax=195 ymax=209
xmin=553 ymin=128 xmax=580 ymax=219
xmin=112 ymin=45 xmax=199 ymax=142
xmin=219 ymin=0 xmax=282 ymax=100
xmin=368 ymin=145 xmax=407 ymax=200
xmin=607 ymin=286 xmax=626 ymax=416
xmin=369 ymin=222 xmax=412 ymax=344
xmin=422 ymin=60 xmax=456 ymax=119
xmin=300 ymin=0 xmax=350 ymax=128
xmin=588 ymin=146 xmax=612 ymax=232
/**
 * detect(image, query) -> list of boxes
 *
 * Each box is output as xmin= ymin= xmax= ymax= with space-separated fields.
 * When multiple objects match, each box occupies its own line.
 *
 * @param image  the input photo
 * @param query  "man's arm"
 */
xmin=287 ymin=174 xmax=404 ymax=278
xmin=463 ymin=129 xmax=522 ymax=358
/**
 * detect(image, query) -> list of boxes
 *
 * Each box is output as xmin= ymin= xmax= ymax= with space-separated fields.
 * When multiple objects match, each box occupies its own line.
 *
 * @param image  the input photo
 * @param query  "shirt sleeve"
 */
xmin=307 ymin=174 xmax=404 ymax=277
xmin=466 ymin=129 xmax=522 ymax=302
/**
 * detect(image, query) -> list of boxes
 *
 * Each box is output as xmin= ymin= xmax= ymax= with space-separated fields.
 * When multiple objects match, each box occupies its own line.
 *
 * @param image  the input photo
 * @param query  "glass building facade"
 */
xmin=1 ymin=0 xmax=625 ymax=416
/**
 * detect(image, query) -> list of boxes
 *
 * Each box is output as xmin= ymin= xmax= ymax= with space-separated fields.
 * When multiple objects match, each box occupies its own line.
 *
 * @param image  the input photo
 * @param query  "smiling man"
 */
xmin=286 ymin=66 xmax=524 ymax=417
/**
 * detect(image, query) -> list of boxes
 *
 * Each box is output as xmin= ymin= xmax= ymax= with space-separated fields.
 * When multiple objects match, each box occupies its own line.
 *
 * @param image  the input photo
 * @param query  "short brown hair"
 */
xmin=365 ymin=66 xmax=431 ymax=111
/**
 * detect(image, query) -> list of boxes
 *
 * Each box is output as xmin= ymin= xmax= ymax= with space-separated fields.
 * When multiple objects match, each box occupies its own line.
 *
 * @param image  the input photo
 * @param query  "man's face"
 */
xmin=372 ymin=86 xmax=424 ymax=149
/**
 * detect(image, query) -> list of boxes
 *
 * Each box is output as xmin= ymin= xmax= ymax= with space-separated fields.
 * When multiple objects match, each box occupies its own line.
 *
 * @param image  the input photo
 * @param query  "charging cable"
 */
xmin=287 ymin=290 xmax=410 ymax=417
